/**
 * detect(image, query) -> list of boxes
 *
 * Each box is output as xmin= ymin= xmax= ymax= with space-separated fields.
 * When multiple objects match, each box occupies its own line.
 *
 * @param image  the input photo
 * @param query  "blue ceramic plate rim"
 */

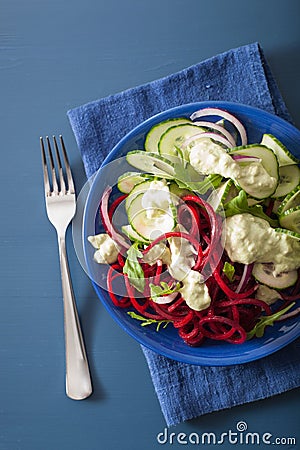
xmin=83 ymin=101 xmax=300 ymax=366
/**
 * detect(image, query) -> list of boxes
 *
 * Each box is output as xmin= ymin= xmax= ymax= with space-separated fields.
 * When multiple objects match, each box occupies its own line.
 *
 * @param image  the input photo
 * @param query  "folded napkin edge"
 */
xmin=67 ymin=42 xmax=263 ymax=116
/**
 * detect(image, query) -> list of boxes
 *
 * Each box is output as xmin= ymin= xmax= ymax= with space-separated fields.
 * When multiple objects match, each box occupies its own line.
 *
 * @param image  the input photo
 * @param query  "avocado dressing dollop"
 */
xmin=224 ymin=213 xmax=300 ymax=276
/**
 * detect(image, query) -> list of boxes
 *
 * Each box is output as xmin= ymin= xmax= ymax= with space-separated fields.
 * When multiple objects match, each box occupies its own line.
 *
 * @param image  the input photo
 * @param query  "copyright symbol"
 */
xmin=236 ymin=421 xmax=248 ymax=432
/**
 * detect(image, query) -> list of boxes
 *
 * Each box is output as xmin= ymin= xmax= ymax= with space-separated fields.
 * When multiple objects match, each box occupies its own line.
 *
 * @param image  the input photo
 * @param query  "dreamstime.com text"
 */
xmin=156 ymin=421 xmax=296 ymax=446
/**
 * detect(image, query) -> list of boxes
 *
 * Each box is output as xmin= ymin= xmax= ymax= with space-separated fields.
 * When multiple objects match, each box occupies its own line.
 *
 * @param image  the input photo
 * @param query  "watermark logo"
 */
xmin=156 ymin=420 xmax=297 ymax=446
xmin=236 ymin=420 xmax=248 ymax=432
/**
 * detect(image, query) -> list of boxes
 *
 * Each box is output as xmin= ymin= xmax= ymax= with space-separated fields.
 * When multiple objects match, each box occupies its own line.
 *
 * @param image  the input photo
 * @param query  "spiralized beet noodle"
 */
xmin=100 ymin=189 xmax=298 ymax=346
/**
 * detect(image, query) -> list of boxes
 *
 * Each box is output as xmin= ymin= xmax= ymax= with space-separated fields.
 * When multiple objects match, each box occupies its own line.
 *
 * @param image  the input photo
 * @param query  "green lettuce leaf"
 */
xmin=174 ymin=172 xmax=223 ymax=195
xmin=149 ymin=281 xmax=181 ymax=300
xmin=224 ymin=189 xmax=279 ymax=227
xmin=123 ymin=242 xmax=145 ymax=293
xmin=222 ymin=261 xmax=235 ymax=282
xmin=127 ymin=311 xmax=171 ymax=331
xmin=247 ymin=302 xmax=295 ymax=340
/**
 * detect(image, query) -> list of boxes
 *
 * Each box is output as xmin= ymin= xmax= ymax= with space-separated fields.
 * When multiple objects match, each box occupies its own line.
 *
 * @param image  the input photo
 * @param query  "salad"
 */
xmin=88 ymin=107 xmax=300 ymax=346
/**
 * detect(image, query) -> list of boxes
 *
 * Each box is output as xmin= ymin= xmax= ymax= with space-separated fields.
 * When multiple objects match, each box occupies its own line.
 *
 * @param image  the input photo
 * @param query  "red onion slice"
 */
xmin=193 ymin=120 xmax=236 ymax=147
xmin=100 ymin=186 xmax=130 ymax=249
xmin=190 ymin=107 xmax=248 ymax=146
xmin=183 ymin=131 xmax=233 ymax=149
xmin=235 ymin=263 xmax=254 ymax=293
xmin=277 ymin=306 xmax=300 ymax=322
xmin=152 ymin=292 xmax=178 ymax=304
xmin=231 ymin=154 xmax=261 ymax=163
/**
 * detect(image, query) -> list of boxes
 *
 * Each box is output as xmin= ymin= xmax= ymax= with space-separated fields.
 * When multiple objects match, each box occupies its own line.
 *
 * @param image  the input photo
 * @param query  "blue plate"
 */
xmin=83 ymin=101 xmax=300 ymax=366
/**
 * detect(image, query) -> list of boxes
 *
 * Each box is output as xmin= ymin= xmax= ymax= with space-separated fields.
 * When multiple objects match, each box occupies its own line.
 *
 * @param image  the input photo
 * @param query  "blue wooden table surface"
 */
xmin=1 ymin=1 xmax=299 ymax=449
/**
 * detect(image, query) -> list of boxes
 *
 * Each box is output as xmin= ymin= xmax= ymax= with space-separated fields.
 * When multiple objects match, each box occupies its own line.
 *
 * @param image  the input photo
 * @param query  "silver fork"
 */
xmin=40 ymin=135 xmax=92 ymax=400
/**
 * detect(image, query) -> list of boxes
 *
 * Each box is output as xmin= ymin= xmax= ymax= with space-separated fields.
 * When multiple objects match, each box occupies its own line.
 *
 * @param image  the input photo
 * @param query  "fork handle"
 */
xmin=58 ymin=235 xmax=92 ymax=400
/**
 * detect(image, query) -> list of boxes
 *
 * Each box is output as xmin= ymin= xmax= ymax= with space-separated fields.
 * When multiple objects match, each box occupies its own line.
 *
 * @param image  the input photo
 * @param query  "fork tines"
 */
xmin=40 ymin=135 xmax=75 ymax=196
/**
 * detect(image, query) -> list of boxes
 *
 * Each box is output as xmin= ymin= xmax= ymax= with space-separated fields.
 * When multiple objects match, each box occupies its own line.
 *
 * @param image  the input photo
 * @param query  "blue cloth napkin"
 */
xmin=68 ymin=42 xmax=300 ymax=426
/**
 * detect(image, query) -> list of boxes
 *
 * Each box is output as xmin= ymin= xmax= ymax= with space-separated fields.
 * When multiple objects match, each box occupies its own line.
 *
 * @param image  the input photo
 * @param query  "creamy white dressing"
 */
xmin=238 ymin=162 xmax=276 ymax=192
xmin=141 ymin=179 xmax=171 ymax=219
xmin=179 ymin=270 xmax=211 ymax=311
xmin=225 ymin=213 xmax=300 ymax=275
xmin=167 ymin=224 xmax=197 ymax=281
xmin=255 ymin=284 xmax=282 ymax=305
xmin=189 ymin=138 xmax=277 ymax=195
xmin=88 ymin=233 xmax=120 ymax=264
xmin=164 ymin=225 xmax=211 ymax=311
xmin=142 ymin=242 xmax=171 ymax=266
xmin=189 ymin=138 xmax=239 ymax=178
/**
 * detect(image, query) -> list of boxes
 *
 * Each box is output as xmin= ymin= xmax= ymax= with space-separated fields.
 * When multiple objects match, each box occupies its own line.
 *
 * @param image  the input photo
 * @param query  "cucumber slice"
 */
xmin=209 ymin=179 xmax=237 ymax=211
xmin=127 ymin=192 xmax=176 ymax=240
xmin=117 ymin=171 xmax=151 ymax=194
xmin=253 ymin=262 xmax=298 ymax=289
xmin=272 ymin=199 xmax=283 ymax=214
xmin=158 ymin=123 xmax=204 ymax=160
xmin=125 ymin=180 xmax=154 ymax=211
xmin=271 ymin=164 xmax=300 ymax=198
xmin=279 ymin=206 xmax=300 ymax=233
xmin=277 ymin=184 xmax=300 ymax=215
xmin=126 ymin=150 xmax=207 ymax=194
xmin=275 ymin=228 xmax=300 ymax=241
xmin=121 ymin=224 xmax=149 ymax=243
xmin=229 ymin=144 xmax=279 ymax=199
xmin=145 ymin=118 xmax=192 ymax=153
xmin=261 ymin=134 xmax=300 ymax=166
xmin=126 ymin=151 xmax=176 ymax=178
